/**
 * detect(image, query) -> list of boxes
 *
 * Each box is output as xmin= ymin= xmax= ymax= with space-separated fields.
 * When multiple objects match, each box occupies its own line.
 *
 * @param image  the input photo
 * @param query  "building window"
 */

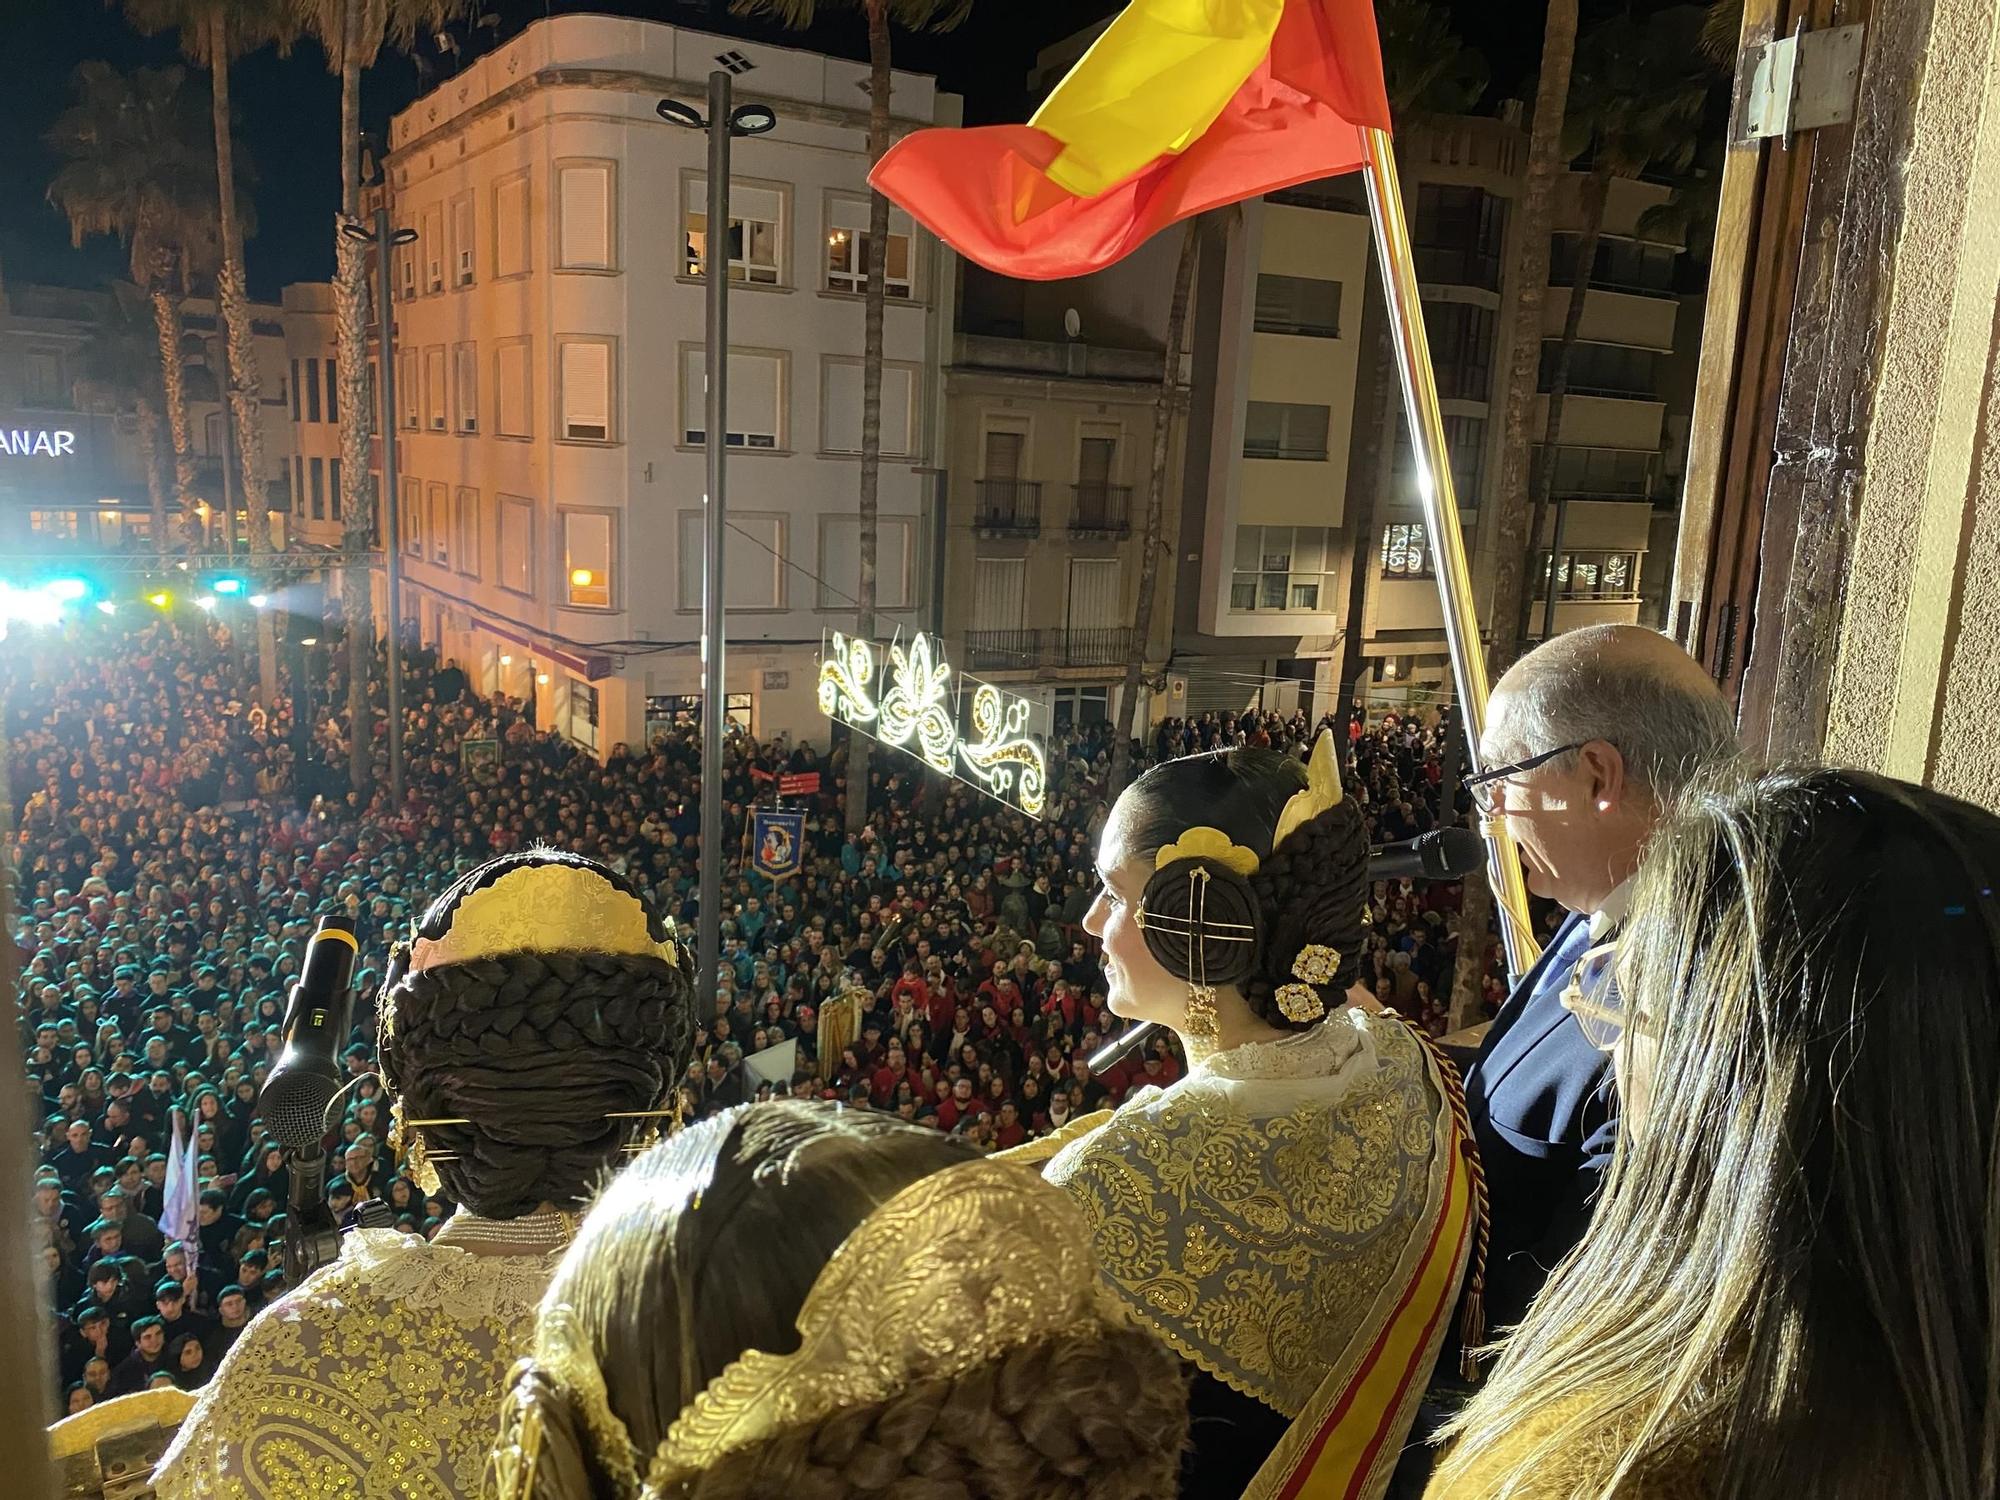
xmin=558 ymin=677 xmax=600 ymax=754
xmin=293 ymin=456 xmax=303 ymax=518
xmin=1230 ymin=526 xmax=1334 ymax=610
xmin=400 ymin=477 xmax=421 ymax=557
xmin=397 ymin=350 xmax=419 ymax=430
xmin=1253 ymin=274 xmax=1341 ymax=337
xmin=451 ymin=193 xmax=475 ymax=287
xmin=1535 ymin=444 xmax=1656 ymax=499
xmin=1052 ymin=686 xmax=1111 ymax=732
xmin=425 ymin=347 xmax=447 ymax=431
xmin=454 ymin=487 xmax=480 ymax=577
xmin=308 ymin=456 xmax=325 ymax=520
xmin=325 ymin=359 xmax=339 ymax=424
xmin=1538 ymin=339 xmax=1660 ymax=400
xmin=681 ymin=347 xmax=783 ymax=448
xmin=561 ymin=509 xmax=615 ymax=608
xmin=423 ymin=205 xmax=444 ymax=293
xmin=1550 ymin=233 xmax=1677 ymax=297
xmin=22 ymin=350 xmax=67 ymax=409
xmin=1534 ymin=549 xmax=1640 ymax=601
xmin=1428 ymin=302 xmax=1495 ymax=403
xmin=1413 ymin=185 xmax=1506 ymax=291
xmin=28 ymin=510 xmax=79 ymax=538
xmin=820 ymin=356 xmax=916 ymax=456
xmin=289 ymin=359 xmax=302 ymax=421
xmin=684 ymin=175 xmax=783 ymax=284
xmin=427 ymin=481 xmax=449 ymax=567
xmin=1392 ymin=414 xmax=1487 ymax=505
xmin=1380 ymin=521 xmax=1434 ymax=579
xmin=496 ymin=339 xmax=531 ymax=438
xmin=495 ymin=172 xmax=531 ymax=279
xmin=970 ymin=556 xmax=1027 ymax=633
xmin=1243 ymin=401 xmax=1331 ymax=461
xmin=454 ymin=343 xmax=478 ymax=433
xmin=679 ymin=510 xmax=784 ymax=610
xmin=305 ymin=358 xmax=322 ymax=423
xmin=818 ymin=514 xmax=914 ymax=611
xmin=557 ymin=161 xmax=616 ymax=271
xmin=497 ymin=494 xmax=535 ymax=596
xmin=398 ymin=235 xmax=418 ymax=299
xmin=330 ymin=457 xmax=342 ymax=521
xmin=558 ymin=339 xmax=614 ymax=442
xmin=825 ymin=194 xmax=913 ymax=298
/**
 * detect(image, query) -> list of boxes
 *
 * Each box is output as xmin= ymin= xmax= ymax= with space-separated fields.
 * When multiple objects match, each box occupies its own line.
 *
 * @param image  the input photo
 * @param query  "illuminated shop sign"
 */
xmin=818 ymin=628 xmax=1049 ymax=818
xmin=0 ymin=430 xmax=78 ymax=458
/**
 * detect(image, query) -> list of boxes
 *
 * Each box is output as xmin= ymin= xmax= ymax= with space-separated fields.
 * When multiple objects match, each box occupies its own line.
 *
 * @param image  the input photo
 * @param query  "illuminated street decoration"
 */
xmin=819 ymin=628 xmax=1049 ymax=818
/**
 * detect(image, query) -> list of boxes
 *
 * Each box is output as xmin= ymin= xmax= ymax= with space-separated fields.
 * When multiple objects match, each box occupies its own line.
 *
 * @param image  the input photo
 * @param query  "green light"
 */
xmin=211 ymin=577 xmax=246 ymax=596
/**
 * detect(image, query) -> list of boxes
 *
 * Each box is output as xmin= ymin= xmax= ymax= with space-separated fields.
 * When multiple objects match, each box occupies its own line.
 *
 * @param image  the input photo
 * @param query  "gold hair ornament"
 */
xmin=408 ymin=864 xmax=682 ymax=972
xmin=1275 ymin=983 xmax=1326 ymax=1024
xmin=1153 ymin=826 xmax=1261 ymax=876
xmin=1271 ymin=730 xmax=1345 ymax=854
xmin=1292 ymin=943 xmax=1342 ymax=986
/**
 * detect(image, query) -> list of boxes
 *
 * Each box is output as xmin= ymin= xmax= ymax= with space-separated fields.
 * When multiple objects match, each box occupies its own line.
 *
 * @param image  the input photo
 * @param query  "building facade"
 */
xmin=369 ymin=13 xmax=955 ymax=752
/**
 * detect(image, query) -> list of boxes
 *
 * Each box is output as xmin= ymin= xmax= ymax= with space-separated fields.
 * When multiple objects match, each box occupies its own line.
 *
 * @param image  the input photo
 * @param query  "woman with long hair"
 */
xmin=1018 ymin=733 xmax=1481 ymax=1500
xmin=1430 ymin=767 xmax=2000 ymax=1499
xmin=488 ymin=1100 xmax=1186 ymax=1499
xmin=157 ymin=850 xmax=696 ymax=1499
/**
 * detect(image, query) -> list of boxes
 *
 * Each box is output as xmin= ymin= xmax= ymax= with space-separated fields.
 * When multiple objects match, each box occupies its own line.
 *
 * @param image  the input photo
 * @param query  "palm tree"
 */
xmin=1520 ymin=5 xmax=1709 ymax=643
xmin=290 ymin=0 xmax=471 ymax=796
xmin=1107 ymin=220 xmax=1201 ymax=793
xmin=46 ymin=61 xmax=218 ymax=545
xmin=82 ymin=284 xmax=174 ymax=556
xmin=1334 ymin=0 xmax=1487 ymax=748
xmin=732 ymin=0 xmax=972 ymax=835
xmin=122 ymin=0 xmax=299 ymax=707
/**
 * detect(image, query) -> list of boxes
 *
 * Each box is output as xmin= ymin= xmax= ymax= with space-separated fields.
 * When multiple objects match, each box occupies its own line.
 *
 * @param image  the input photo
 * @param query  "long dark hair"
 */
xmin=1437 ymin=767 xmax=2000 ymax=1498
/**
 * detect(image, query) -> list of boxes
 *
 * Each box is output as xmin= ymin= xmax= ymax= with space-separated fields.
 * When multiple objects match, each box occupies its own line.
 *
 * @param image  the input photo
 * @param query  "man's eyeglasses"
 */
xmin=1463 ymin=742 xmax=1586 ymax=815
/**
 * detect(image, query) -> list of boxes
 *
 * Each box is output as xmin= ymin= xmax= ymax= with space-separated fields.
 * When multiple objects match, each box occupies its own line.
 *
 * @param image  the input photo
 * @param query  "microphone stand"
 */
xmin=283 ymin=1143 xmax=343 ymax=1279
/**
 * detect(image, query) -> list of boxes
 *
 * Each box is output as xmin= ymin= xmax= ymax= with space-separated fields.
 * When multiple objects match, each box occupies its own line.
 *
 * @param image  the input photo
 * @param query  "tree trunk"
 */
xmin=1483 ymin=0 xmax=1579 ymax=679
xmin=846 ymin=0 xmax=892 ymax=839
xmin=207 ymin=14 xmax=278 ymax=707
xmin=1109 ymin=220 xmax=1200 ymax=794
xmin=150 ymin=285 xmax=198 ymax=531
xmin=1518 ymin=161 xmax=1613 ymax=645
xmin=1454 ymin=0 xmax=1578 ymax=1025
xmin=335 ymin=7 xmax=374 ymax=799
xmin=137 ymin=396 xmax=169 ymax=558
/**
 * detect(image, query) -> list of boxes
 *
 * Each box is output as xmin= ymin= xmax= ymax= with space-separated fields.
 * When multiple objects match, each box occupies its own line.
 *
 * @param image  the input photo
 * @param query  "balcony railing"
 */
xmin=963 ymin=627 xmax=1137 ymax=671
xmin=1069 ymin=483 xmax=1132 ymax=535
xmin=974 ymin=479 xmax=1042 ymax=536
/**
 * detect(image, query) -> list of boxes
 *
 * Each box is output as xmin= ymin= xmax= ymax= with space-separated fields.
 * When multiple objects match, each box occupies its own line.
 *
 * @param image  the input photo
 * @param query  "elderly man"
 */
xmin=1465 ymin=624 xmax=1736 ymax=1329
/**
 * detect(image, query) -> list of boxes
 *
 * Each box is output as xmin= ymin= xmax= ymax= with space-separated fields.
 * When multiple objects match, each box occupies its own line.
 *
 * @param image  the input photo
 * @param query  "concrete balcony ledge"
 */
xmin=953 ymin=332 xmax=1165 ymax=383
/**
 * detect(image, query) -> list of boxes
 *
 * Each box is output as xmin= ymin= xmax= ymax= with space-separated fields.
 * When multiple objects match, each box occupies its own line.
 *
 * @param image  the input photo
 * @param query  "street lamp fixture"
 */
xmin=655 ymin=97 xmax=778 ymax=136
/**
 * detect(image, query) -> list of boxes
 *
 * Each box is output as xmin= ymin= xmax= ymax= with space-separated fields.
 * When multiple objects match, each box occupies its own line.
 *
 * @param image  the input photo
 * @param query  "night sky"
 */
xmin=0 ymin=0 xmax=1550 ymax=300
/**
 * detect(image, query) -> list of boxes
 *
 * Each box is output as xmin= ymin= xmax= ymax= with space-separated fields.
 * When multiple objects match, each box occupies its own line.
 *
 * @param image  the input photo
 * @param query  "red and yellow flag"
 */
xmin=870 ymin=0 xmax=1391 ymax=281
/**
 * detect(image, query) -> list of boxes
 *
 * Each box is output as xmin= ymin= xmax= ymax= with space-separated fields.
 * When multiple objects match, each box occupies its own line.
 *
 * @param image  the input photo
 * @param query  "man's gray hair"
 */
xmin=1496 ymin=626 xmax=1737 ymax=802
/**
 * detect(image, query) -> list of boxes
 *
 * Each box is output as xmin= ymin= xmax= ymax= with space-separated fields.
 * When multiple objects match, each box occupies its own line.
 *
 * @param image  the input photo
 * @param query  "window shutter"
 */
xmin=425 ymin=348 xmax=447 ymax=430
xmin=455 ymin=345 xmax=478 ymax=432
xmin=972 ymin=558 xmax=1027 ymax=632
xmin=1065 ymin=559 xmax=1121 ymax=632
xmin=560 ymin=165 xmax=612 ymax=269
xmin=496 ymin=177 xmax=528 ymax=278
xmin=824 ymin=360 xmax=862 ymax=452
xmin=497 ymin=343 xmax=530 ymax=437
xmin=678 ymin=510 xmax=704 ymax=609
xmin=453 ymin=196 xmax=475 ymax=284
xmin=731 ymin=353 xmax=780 ymax=445
xmin=562 ymin=342 xmax=611 ymax=440
xmin=881 ymin=367 xmax=914 ymax=456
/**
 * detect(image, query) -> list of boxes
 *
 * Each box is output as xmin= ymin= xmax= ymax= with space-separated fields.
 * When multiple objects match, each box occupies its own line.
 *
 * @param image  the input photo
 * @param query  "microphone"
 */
xmin=258 ymin=916 xmax=359 ymax=1151
xmin=1369 ymin=827 xmax=1486 ymax=883
xmin=1089 ymin=828 xmax=1487 ymax=1073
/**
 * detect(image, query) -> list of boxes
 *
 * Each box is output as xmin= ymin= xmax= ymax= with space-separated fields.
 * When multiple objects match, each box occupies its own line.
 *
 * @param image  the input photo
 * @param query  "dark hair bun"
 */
xmin=1137 ymin=859 xmax=1264 ymax=989
xmin=1242 ymin=801 xmax=1370 ymax=1029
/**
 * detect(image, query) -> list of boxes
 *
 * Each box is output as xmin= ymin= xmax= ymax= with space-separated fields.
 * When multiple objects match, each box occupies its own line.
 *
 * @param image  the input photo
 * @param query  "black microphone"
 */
xmin=1370 ymin=826 xmax=1486 ymax=883
xmin=259 ymin=916 xmax=359 ymax=1151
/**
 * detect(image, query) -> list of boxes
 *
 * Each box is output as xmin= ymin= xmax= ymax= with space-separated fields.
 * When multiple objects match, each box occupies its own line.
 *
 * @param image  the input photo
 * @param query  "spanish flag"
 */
xmin=870 ymin=0 xmax=1391 ymax=281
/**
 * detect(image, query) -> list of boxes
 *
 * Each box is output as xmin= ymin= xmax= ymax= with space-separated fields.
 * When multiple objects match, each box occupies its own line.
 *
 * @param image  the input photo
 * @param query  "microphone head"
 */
xmin=258 ymin=1058 xmax=341 ymax=1151
xmin=1428 ymin=826 xmax=1488 ymax=879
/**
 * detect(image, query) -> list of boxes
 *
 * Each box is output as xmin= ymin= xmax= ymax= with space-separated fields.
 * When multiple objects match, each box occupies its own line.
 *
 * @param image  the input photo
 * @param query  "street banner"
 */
xmin=751 ymin=809 xmax=807 ymax=881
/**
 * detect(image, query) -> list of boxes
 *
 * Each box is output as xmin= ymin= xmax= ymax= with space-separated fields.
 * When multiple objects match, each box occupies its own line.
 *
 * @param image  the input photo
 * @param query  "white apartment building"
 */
xmin=281 ymin=282 xmax=346 ymax=552
xmin=372 ymin=13 xmax=955 ymax=752
xmin=1173 ymin=194 xmax=1375 ymax=718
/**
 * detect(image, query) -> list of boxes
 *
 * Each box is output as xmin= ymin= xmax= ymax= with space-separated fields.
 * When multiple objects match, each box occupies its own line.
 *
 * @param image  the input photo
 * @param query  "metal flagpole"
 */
xmin=698 ymin=69 xmax=732 ymax=1002
xmin=1359 ymin=126 xmax=1540 ymax=984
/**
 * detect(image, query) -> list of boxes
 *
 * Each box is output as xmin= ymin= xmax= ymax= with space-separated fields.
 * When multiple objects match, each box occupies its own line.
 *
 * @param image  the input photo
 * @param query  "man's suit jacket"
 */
xmin=1464 ymin=912 xmax=1617 ymax=1333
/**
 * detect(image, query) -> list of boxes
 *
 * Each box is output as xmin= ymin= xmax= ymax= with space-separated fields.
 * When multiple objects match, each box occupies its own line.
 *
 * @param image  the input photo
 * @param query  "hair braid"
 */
xmin=671 ymin=1327 xmax=1186 ymax=1500
xmin=1241 ymin=799 xmax=1370 ymax=1029
xmin=382 ymin=949 xmax=693 ymax=1218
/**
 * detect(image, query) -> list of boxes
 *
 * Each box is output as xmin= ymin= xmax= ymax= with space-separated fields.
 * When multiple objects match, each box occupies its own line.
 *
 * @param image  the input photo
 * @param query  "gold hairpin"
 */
xmin=1155 ymin=827 xmax=1260 ymax=875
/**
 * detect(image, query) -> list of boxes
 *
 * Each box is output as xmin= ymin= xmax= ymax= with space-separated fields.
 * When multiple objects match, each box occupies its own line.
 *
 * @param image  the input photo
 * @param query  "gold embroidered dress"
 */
xmin=153 ymin=1212 xmax=567 ymax=1499
xmin=1029 ymin=1007 xmax=1475 ymax=1500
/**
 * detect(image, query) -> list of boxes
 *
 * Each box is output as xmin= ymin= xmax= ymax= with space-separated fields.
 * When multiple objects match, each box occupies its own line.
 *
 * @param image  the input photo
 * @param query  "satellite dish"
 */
xmin=1063 ymin=307 xmax=1081 ymax=339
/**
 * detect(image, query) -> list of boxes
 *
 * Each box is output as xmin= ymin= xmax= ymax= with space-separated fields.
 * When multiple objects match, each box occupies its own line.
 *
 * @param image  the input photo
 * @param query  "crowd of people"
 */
xmin=15 ymin=611 xmax=1491 ymax=1414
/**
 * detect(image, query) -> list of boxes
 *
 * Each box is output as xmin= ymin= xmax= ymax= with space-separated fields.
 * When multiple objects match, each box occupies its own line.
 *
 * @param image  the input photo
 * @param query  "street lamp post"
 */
xmin=340 ymin=209 xmax=419 ymax=813
xmin=658 ymin=76 xmax=777 ymax=1000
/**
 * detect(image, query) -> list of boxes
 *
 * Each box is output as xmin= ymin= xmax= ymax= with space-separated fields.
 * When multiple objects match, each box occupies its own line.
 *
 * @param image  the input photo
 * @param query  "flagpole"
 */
xmin=1359 ymin=126 xmax=1540 ymax=986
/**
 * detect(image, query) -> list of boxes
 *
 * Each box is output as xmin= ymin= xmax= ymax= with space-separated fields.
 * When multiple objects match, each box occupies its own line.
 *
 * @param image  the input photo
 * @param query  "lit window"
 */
xmin=1230 ymin=526 xmax=1334 ymax=610
xmin=684 ymin=176 xmax=783 ymax=284
xmin=825 ymin=195 xmax=913 ymax=298
xmin=1379 ymin=522 xmax=1434 ymax=579
xmin=562 ymin=510 xmax=614 ymax=608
